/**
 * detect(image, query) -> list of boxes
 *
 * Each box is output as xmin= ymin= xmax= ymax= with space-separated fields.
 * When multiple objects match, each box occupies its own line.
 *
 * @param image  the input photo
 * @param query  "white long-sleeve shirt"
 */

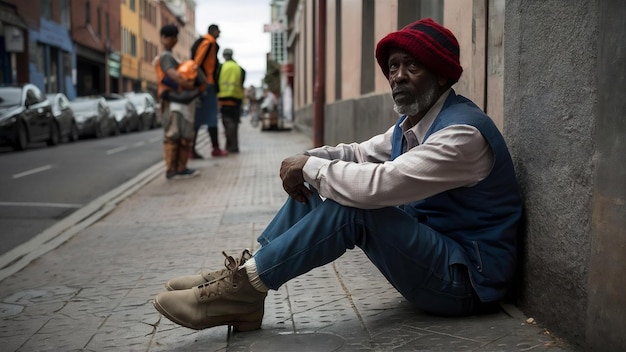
xmin=302 ymin=89 xmax=494 ymax=209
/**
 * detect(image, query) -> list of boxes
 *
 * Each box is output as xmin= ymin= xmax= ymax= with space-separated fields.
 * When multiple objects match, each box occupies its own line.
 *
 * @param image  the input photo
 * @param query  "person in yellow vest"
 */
xmin=217 ymin=48 xmax=246 ymax=153
xmin=155 ymin=24 xmax=200 ymax=180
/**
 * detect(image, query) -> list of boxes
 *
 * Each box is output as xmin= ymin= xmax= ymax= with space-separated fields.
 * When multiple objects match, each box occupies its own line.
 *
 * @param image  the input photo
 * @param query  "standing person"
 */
xmin=153 ymin=18 xmax=522 ymax=331
xmin=259 ymin=88 xmax=279 ymax=130
xmin=154 ymin=24 xmax=200 ymax=180
xmin=191 ymin=24 xmax=228 ymax=159
xmin=217 ymin=48 xmax=245 ymax=153
xmin=246 ymin=85 xmax=261 ymax=127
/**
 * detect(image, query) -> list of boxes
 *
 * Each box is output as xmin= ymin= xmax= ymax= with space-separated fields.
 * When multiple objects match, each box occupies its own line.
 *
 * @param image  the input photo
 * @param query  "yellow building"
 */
xmin=121 ymin=0 xmax=141 ymax=92
xmin=139 ymin=0 xmax=160 ymax=95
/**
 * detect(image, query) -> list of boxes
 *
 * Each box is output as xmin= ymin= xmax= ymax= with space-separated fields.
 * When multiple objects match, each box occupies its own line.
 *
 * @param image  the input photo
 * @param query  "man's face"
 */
xmin=160 ymin=35 xmax=177 ymax=49
xmin=387 ymin=49 xmax=442 ymax=117
xmin=210 ymin=27 xmax=221 ymax=39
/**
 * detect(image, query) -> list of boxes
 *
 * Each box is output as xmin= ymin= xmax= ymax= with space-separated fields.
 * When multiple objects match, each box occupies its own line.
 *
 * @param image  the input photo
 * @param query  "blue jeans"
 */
xmin=254 ymin=190 xmax=481 ymax=316
xmin=194 ymin=84 xmax=218 ymax=128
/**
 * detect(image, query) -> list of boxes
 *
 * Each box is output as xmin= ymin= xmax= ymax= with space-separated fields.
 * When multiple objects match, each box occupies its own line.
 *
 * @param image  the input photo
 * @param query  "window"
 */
xmin=335 ymin=0 xmax=342 ymax=100
xmin=131 ymin=33 xmax=137 ymax=56
xmin=130 ymin=0 xmax=136 ymax=11
xmin=36 ymin=44 xmax=45 ymax=74
xmin=106 ymin=13 xmax=110 ymax=38
xmin=420 ymin=0 xmax=443 ymax=23
xmin=86 ymin=1 xmax=91 ymax=24
xmin=41 ymin=0 xmax=52 ymax=20
xmin=60 ymin=0 xmax=71 ymax=28
xmin=26 ymin=89 xmax=39 ymax=106
xmin=122 ymin=28 xmax=128 ymax=53
xmin=398 ymin=0 xmax=443 ymax=28
xmin=97 ymin=7 xmax=101 ymax=36
xmin=361 ymin=0 xmax=374 ymax=94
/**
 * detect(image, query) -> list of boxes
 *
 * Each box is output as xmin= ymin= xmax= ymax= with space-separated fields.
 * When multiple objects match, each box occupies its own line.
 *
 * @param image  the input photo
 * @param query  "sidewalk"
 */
xmin=0 ymin=119 xmax=574 ymax=351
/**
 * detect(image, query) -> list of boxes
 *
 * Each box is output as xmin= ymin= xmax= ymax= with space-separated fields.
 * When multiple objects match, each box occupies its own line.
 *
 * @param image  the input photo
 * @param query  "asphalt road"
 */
xmin=0 ymin=129 xmax=163 ymax=256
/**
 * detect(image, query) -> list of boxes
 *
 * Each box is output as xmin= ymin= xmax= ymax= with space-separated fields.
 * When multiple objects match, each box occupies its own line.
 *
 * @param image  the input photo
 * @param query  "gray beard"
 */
xmin=393 ymin=83 xmax=438 ymax=117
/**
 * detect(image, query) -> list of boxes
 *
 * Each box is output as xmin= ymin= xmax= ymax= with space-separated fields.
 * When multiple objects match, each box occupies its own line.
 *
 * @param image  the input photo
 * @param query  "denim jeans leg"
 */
xmin=193 ymin=84 xmax=218 ymax=129
xmin=256 ymin=191 xmax=324 ymax=246
xmin=253 ymin=197 xmax=477 ymax=316
xmin=206 ymin=85 xmax=218 ymax=128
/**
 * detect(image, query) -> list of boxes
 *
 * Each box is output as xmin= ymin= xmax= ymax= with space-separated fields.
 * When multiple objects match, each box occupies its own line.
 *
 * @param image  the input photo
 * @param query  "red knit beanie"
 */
xmin=375 ymin=18 xmax=462 ymax=84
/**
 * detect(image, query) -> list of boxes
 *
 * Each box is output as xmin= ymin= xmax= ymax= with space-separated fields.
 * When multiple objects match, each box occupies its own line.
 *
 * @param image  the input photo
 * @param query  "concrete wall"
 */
xmin=587 ymin=3 xmax=626 ymax=350
xmin=322 ymin=93 xmax=396 ymax=146
xmin=505 ymin=1 xmax=625 ymax=350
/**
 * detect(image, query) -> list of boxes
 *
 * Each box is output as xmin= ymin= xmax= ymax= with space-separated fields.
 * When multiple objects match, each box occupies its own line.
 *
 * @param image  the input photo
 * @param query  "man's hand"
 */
xmin=280 ymin=154 xmax=312 ymax=203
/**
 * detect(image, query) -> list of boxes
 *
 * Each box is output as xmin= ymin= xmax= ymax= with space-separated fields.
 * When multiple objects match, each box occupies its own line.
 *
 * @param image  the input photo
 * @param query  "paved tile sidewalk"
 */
xmin=0 ymin=118 xmax=574 ymax=351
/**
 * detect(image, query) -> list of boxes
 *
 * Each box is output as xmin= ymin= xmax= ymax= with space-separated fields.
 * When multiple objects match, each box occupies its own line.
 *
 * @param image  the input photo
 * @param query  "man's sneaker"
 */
xmin=165 ymin=249 xmax=253 ymax=290
xmin=165 ymin=171 xmax=177 ymax=180
xmin=153 ymin=251 xmax=267 ymax=331
xmin=175 ymin=168 xmax=200 ymax=179
xmin=211 ymin=148 xmax=228 ymax=157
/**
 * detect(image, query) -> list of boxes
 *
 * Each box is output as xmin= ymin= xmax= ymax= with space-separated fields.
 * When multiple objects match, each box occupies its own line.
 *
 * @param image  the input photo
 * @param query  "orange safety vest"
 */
xmin=192 ymin=34 xmax=218 ymax=85
xmin=154 ymin=55 xmax=172 ymax=101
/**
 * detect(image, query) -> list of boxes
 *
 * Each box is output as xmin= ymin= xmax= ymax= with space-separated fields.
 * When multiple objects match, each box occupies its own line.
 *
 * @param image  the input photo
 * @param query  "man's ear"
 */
xmin=438 ymin=75 xmax=448 ymax=86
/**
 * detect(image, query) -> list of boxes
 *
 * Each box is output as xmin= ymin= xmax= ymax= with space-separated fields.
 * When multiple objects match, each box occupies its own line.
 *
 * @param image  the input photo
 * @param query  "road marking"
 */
xmin=134 ymin=141 xmax=145 ymax=147
xmin=0 ymin=201 xmax=82 ymax=208
xmin=12 ymin=165 xmax=52 ymax=179
xmin=106 ymin=146 xmax=128 ymax=155
xmin=148 ymin=136 xmax=161 ymax=143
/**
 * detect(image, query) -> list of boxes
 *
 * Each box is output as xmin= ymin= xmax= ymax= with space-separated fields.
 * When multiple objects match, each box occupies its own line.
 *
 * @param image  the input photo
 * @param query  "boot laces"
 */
xmin=201 ymin=249 xmax=252 ymax=281
xmin=197 ymin=250 xmax=248 ymax=299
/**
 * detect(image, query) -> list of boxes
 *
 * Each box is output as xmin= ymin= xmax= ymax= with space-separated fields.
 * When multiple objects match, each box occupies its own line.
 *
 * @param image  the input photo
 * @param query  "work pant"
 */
xmin=163 ymin=102 xmax=194 ymax=173
xmin=220 ymin=105 xmax=240 ymax=153
xmin=253 ymin=189 xmax=482 ymax=316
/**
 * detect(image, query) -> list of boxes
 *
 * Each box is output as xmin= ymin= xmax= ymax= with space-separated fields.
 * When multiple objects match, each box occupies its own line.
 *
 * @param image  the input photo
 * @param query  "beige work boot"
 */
xmin=165 ymin=249 xmax=252 ymax=291
xmin=153 ymin=251 xmax=267 ymax=331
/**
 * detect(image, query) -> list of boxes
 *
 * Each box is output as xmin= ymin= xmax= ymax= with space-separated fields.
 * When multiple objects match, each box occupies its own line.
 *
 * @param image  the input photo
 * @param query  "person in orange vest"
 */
xmin=217 ymin=48 xmax=245 ymax=153
xmin=191 ymin=24 xmax=228 ymax=159
xmin=155 ymin=24 xmax=200 ymax=180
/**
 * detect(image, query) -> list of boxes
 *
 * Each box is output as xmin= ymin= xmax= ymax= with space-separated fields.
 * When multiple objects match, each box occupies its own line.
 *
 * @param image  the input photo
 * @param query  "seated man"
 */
xmin=153 ymin=18 xmax=522 ymax=331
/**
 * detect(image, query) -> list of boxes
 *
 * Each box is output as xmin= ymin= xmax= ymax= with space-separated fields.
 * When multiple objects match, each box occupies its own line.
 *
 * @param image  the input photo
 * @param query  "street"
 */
xmin=0 ymin=130 xmax=163 ymax=256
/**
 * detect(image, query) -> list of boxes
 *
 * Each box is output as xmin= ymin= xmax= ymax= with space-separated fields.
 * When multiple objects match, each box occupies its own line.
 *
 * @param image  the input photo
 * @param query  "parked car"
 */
xmin=69 ymin=97 xmax=112 ymax=138
xmin=0 ymin=84 xmax=59 ymax=150
xmin=107 ymin=98 xmax=141 ymax=133
xmin=46 ymin=93 xmax=79 ymax=143
xmin=126 ymin=93 xmax=158 ymax=129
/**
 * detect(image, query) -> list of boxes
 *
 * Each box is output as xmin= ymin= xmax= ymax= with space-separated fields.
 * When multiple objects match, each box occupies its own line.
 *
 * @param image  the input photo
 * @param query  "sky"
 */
xmin=194 ymin=0 xmax=272 ymax=88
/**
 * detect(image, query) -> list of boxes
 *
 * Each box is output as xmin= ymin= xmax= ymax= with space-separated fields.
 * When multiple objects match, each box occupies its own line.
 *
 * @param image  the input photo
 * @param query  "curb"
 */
xmin=0 ymin=161 xmax=165 ymax=283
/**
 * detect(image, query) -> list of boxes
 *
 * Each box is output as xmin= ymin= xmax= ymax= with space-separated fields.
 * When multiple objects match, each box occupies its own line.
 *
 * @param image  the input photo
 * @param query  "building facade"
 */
xmin=70 ymin=0 xmax=122 ymax=97
xmin=139 ymin=0 xmax=159 ymax=96
xmin=121 ymin=0 xmax=140 ymax=92
xmin=2 ymin=0 xmax=195 ymax=100
xmin=4 ymin=0 xmax=76 ymax=98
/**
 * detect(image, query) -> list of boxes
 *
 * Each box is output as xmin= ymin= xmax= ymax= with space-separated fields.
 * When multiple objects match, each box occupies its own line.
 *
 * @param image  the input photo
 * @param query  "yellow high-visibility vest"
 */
xmin=217 ymin=60 xmax=244 ymax=100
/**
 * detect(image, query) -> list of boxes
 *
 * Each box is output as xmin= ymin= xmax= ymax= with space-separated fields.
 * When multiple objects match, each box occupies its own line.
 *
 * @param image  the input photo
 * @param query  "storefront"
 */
xmin=75 ymin=44 xmax=105 ymax=97
xmin=29 ymin=18 xmax=75 ymax=99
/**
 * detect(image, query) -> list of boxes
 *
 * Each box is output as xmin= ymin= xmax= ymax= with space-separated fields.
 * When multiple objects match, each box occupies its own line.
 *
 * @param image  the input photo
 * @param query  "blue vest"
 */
xmin=391 ymin=91 xmax=522 ymax=301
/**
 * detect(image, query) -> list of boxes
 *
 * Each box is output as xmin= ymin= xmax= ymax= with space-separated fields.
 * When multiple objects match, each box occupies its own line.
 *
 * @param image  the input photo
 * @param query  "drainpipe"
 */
xmin=313 ymin=0 xmax=326 ymax=147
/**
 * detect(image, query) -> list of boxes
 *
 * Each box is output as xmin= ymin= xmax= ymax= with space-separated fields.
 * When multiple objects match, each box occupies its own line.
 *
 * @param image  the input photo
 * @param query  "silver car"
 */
xmin=69 ymin=97 xmax=112 ymax=138
xmin=46 ymin=93 xmax=79 ymax=142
